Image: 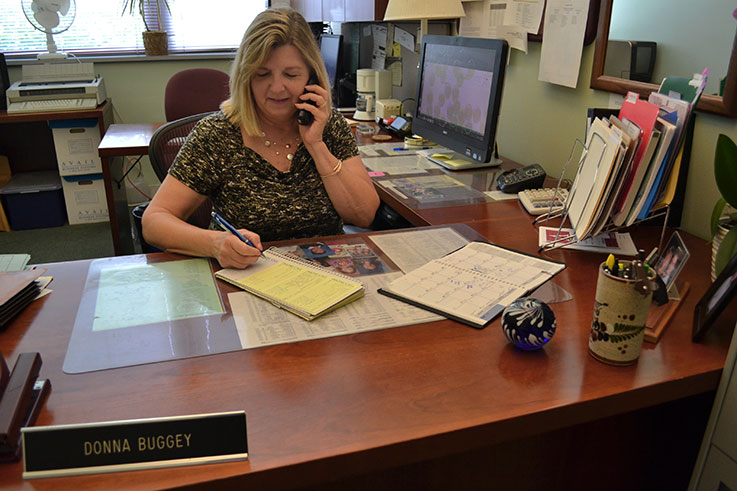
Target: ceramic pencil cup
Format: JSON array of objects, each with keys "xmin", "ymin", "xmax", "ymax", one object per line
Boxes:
[{"xmin": 588, "ymin": 261, "xmax": 656, "ymax": 366}]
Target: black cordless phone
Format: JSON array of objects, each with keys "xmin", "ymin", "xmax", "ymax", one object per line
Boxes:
[
  {"xmin": 496, "ymin": 164, "xmax": 547, "ymax": 194},
  {"xmin": 297, "ymin": 75, "xmax": 319, "ymax": 126}
]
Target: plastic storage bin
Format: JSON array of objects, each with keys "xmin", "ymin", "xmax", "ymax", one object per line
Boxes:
[{"xmin": 0, "ymin": 171, "xmax": 67, "ymax": 230}]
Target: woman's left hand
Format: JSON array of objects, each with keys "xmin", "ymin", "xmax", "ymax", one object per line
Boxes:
[{"xmin": 295, "ymin": 82, "xmax": 330, "ymax": 146}]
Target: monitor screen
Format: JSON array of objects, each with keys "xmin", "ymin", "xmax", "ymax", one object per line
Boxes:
[
  {"xmin": 319, "ymin": 34, "xmax": 342, "ymax": 89},
  {"xmin": 413, "ymin": 36, "xmax": 508, "ymax": 165}
]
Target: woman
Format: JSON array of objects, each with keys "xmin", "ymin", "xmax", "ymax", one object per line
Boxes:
[{"xmin": 142, "ymin": 8, "xmax": 380, "ymax": 269}]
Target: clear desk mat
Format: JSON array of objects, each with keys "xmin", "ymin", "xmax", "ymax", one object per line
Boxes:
[
  {"xmin": 62, "ymin": 226, "xmax": 569, "ymax": 374},
  {"xmin": 63, "ymin": 256, "xmax": 241, "ymax": 374}
]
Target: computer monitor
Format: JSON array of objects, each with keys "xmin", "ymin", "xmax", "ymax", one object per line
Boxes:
[
  {"xmin": 319, "ymin": 34, "xmax": 343, "ymax": 90},
  {"xmin": 412, "ymin": 35, "xmax": 508, "ymax": 170}
]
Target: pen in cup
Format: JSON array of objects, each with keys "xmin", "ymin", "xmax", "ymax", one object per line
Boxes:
[{"xmin": 211, "ymin": 211, "xmax": 262, "ymax": 255}]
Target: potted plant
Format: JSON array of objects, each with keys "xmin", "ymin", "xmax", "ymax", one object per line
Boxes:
[
  {"xmin": 122, "ymin": 0, "xmax": 171, "ymax": 56},
  {"xmin": 710, "ymin": 133, "xmax": 737, "ymax": 280}
]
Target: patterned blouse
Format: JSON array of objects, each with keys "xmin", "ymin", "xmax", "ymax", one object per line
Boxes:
[{"xmin": 169, "ymin": 110, "xmax": 359, "ymax": 242}]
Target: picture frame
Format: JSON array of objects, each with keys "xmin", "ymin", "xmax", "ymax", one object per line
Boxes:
[
  {"xmin": 654, "ymin": 231, "xmax": 690, "ymax": 289},
  {"xmin": 693, "ymin": 251, "xmax": 737, "ymax": 342}
]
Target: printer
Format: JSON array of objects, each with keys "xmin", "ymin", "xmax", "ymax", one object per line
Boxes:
[
  {"xmin": 6, "ymin": 77, "xmax": 107, "ymax": 106},
  {"xmin": 5, "ymin": 62, "xmax": 106, "ymax": 113}
]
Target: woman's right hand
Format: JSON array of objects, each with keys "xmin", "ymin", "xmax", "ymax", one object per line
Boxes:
[{"xmin": 213, "ymin": 229, "xmax": 263, "ymax": 269}]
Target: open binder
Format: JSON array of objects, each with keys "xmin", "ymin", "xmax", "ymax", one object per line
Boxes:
[
  {"xmin": 215, "ymin": 248, "xmax": 365, "ymax": 321},
  {"xmin": 378, "ymin": 241, "xmax": 565, "ymax": 329}
]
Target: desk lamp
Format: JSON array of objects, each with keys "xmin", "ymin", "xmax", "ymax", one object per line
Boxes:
[{"xmin": 383, "ymin": 0, "xmax": 465, "ymax": 46}]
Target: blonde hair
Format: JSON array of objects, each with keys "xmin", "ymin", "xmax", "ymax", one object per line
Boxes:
[{"xmin": 221, "ymin": 8, "xmax": 331, "ymax": 136}]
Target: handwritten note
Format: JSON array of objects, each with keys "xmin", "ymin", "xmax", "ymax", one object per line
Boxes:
[{"xmin": 234, "ymin": 261, "xmax": 361, "ymax": 316}]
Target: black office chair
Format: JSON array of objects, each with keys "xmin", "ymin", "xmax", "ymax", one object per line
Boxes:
[
  {"xmin": 133, "ymin": 112, "xmax": 215, "ymax": 252},
  {"xmin": 149, "ymin": 112, "xmax": 215, "ymax": 228}
]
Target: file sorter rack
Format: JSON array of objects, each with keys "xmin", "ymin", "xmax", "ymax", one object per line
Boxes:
[{"xmin": 536, "ymin": 133, "xmax": 671, "ymax": 254}]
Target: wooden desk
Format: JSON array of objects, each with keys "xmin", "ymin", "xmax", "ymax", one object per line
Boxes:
[
  {"xmin": 98, "ymin": 123, "xmax": 162, "ymax": 256},
  {"xmin": 352, "ymin": 125, "xmax": 535, "ymax": 227},
  {"xmin": 0, "ymin": 103, "xmax": 112, "ymax": 130},
  {"xmin": 372, "ymin": 159, "xmax": 532, "ymax": 227},
  {"xmin": 0, "ymin": 217, "xmax": 731, "ymax": 490}
]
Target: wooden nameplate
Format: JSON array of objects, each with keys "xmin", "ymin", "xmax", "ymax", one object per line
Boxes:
[{"xmin": 644, "ymin": 281, "xmax": 690, "ymax": 343}]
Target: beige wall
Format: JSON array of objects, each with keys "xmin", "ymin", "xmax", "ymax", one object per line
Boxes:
[
  {"xmin": 497, "ymin": 41, "xmax": 737, "ymax": 241},
  {"xmin": 9, "ymin": 39, "xmax": 736, "ymax": 240}
]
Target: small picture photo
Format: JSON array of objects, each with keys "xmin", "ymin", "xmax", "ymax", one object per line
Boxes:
[
  {"xmin": 654, "ymin": 231, "xmax": 690, "ymax": 289},
  {"xmin": 355, "ymin": 256, "xmax": 386, "ymax": 275},
  {"xmin": 325, "ymin": 241, "xmax": 350, "ymax": 257},
  {"xmin": 299, "ymin": 242, "xmax": 334, "ymax": 258},
  {"xmin": 346, "ymin": 244, "xmax": 373, "ymax": 257},
  {"xmin": 327, "ymin": 257, "xmax": 360, "ymax": 276}
]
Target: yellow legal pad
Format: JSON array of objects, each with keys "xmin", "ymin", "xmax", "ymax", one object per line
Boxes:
[{"xmin": 215, "ymin": 249, "xmax": 365, "ymax": 321}]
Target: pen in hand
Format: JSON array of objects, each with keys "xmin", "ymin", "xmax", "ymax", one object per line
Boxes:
[{"xmin": 211, "ymin": 211, "xmax": 262, "ymax": 256}]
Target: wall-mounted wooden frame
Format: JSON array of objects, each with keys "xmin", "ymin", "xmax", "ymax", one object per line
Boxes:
[
  {"xmin": 528, "ymin": 1, "xmax": 600, "ymax": 46},
  {"xmin": 590, "ymin": 0, "xmax": 737, "ymax": 117}
]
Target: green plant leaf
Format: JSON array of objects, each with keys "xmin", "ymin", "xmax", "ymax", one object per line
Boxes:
[
  {"xmin": 715, "ymin": 226, "xmax": 737, "ymax": 276},
  {"xmin": 711, "ymin": 198, "xmax": 727, "ymax": 238},
  {"xmin": 715, "ymin": 134, "xmax": 737, "ymax": 209}
]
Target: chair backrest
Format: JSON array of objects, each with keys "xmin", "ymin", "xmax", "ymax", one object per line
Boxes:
[
  {"xmin": 164, "ymin": 68, "xmax": 230, "ymax": 122},
  {"xmin": 148, "ymin": 112, "xmax": 214, "ymax": 228}
]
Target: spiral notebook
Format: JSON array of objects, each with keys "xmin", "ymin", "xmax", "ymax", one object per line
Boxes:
[
  {"xmin": 215, "ymin": 248, "xmax": 365, "ymax": 321},
  {"xmin": 378, "ymin": 241, "xmax": 565, "ymax": 328}
]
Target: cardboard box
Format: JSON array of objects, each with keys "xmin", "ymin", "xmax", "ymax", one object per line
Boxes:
[
  {"xmin": 50, "ymin": 119, "xmax": 102, "ymax": 176},
  {"xmin": 0, "ymin": 171, "xmax": 66, "ymax": 230},
  {"xmin": 61, "ymin": 174, "xmax": 109, "ymax": 225}
]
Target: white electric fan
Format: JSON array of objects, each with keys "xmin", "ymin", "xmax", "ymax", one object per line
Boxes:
[{"xmin": 21, "ymin": 0, "xmax": 77, "ymax": 61}]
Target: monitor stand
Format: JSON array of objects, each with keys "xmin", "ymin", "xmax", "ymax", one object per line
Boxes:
[{"xmin": 422, "ymin": 150, "xmax": 503, "ymax": 171}]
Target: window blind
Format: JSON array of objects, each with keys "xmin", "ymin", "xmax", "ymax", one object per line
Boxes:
[{"xmin": 0, "ymin": 1, "xmax": 267, "ymax": 58}]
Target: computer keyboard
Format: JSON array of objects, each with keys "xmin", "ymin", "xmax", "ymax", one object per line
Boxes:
[
  {"xmin": 7, "ymin": 98, "xmax": 98, "ymax": 114},
  {"xmin": 518, "ymin": 187, "xmax": 569, "ymax": 215}
]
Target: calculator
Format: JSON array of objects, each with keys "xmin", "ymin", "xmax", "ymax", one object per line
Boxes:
[{"xmin": 518, "ymin": 188, "xmax": 569, "ymax": 215}]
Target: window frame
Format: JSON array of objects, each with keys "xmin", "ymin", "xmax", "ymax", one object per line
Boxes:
[{"xmin": 2, "ymin": 1, "xmax": 269, "ymax": 64}]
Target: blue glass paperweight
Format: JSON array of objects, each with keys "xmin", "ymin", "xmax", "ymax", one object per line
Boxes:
[{"xmin": 501, "ymin": 297, "xmax": 556, "ymax": 350}]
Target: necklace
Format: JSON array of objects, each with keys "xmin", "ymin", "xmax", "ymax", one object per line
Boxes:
[{"xmin": 261, "ymin": 132, "xmax": 300, "ymax": 161}]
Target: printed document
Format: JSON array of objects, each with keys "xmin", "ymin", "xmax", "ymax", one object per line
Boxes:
[
  {"xmin": 230, "ymin": 272, "xmax": 442, "ymax": 349},
  {"xmin": 538, "ymin": 0, "xmax": 590, "ymax": 88},
  {"xmin": 379, "ymin": 241, "xmax": 566, "ymax": 328}
]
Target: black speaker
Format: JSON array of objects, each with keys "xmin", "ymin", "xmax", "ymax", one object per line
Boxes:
[{"xmin": 0, "ymin": 53, "xmax": 9, "ymax": 111}]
